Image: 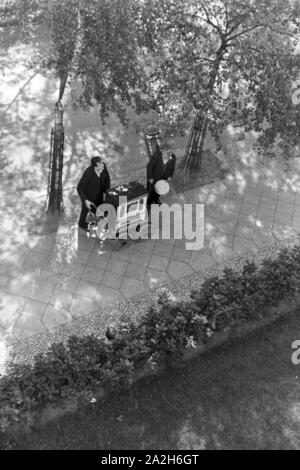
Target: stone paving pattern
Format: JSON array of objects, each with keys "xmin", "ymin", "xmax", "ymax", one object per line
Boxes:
[
  {"xmin": 7, "ymin": 233, "xmax": 300, "ymax": 367},
  {"xmin": 2, "ymin": 34, "xmax": 300, "ymax": 370},
  {"xmin": 1, "ymin": 169, "xmax": 300, "ymax": 352}
]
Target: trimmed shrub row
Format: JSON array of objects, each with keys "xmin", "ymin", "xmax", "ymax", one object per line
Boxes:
[{"xmin": 1, "ymin": 244, "xmax": 300, "ymax": 433}]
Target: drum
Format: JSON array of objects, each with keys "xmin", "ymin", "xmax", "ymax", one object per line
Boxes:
[{"xmin": 154, "ymin": 179, "xmax": 170, "ymax": 196}]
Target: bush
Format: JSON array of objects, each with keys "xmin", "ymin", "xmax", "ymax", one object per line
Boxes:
[{"xmin": 1, "ymin": 244, "xmax": 300, "ymax": 433}]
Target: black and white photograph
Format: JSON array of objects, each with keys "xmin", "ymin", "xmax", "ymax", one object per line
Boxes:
[{"xmin": 0, "ymin": 0, "xmax": 300, "ymax": 453}]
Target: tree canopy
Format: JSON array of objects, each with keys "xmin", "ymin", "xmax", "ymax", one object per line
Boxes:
[
  {"xmin": 1, "ymin": 0, "xmax": 300, "ymax": 160},
  {"xmin": 134, "ymin": 0, "xmax": 300, "ymax": 160},
  {"xmin": 0, "ymin": 0, "xmax": 150, "ymax": 124}
]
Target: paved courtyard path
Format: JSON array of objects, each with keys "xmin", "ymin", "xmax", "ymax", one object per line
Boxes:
[
  {"xmin": 1, "ymin": 33, "xmax": 300, "ymax": 371},
  {"xmin": 1, "ymin": 161, "xmax": 300, "ymax": 357}
]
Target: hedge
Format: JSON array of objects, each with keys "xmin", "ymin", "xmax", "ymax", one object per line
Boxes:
[{"xmin": 1, "ymin": 244, "xmax": 300, "ymax": 434}]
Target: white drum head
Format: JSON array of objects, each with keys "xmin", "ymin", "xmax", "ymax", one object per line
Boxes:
[{"xmin": 155, "ymin": 180, "xmax": 170, "ymax": 195}]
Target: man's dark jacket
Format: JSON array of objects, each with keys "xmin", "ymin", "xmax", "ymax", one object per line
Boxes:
[
  {"xmin": 146, "ymin": 150, "xmax": 176, "ymax": 185},
  {"xmin": 77, "ymin": 165, "xmax": 110, "ymax": 229}
]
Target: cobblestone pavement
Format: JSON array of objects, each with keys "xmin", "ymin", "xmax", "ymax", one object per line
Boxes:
[{"xmin": 1, "ymin": 160, "xmax": 300, "ymax": 368}]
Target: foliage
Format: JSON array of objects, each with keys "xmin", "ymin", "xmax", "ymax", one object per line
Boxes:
[
  {"xmin": 1, "ymin": 242, "xmax": 300, "ymax": 434},
  {"xmin": 1, "ymin": 0, "xmax": 299, "ymax": 159},
  {"xmin": 191, "ymin": 247, "xmax": 300, "ymax": 331},
  {"xmin": 0, "ymin": 0, "xmax": 152, "ymax": 124},
  {"xmin": 71, "ymin": 0, "xmax": 150, "ymax": 124},
  {"xmin": 0, "ymin": 0, "xmax": 42, "ymax": 47},
  {"xmin": 134, "ymin": 0, "xmax": 300, "ymax": 158}
]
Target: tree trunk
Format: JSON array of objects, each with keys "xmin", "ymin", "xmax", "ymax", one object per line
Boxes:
[
  {"xmin": 46, "ymin": 9, "xmax": 82, "ymax": 214},
  {"xmin": 182, "ymin": 47, "xmax": 224, "ymax": 172},
  {"xmin": 46, "ymin": 77, "xmax": 67, "ymax": 214},
  {"xmin": 47, "ymin": 122, "xmax": 65, "ymax": 213}
]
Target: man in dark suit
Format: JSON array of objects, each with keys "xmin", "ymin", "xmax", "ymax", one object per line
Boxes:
[
  {"xmin": 77, "ymin": 156, "xmax": 110, "ymax": 230},
  {"xmin": 147, "ymin": 145, "xmax": 176, "ymax": 205}
]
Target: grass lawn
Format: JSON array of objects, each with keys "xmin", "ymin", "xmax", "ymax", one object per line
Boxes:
[{"xmin": 4, "ymin": 308, "xmax": 300, "ymax": 450}]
